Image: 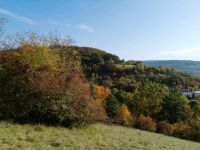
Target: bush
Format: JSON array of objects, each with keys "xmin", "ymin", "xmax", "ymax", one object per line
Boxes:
[
  {"xmin": 0, "ymin": 46, "xmax": 106, "ymax": 126},
  {"xmin": 158, "ymin": 121, "xmax": 173, "ymax": 135},
  {"xmin": 171, "ymin": 121, "xmax": 200, "ymax": 141},
  {"xmin": 136, "ymin": 115, "xmax": 157, "ymax": 131},
  {"xmin": 157, "ymin": 120, "xmax": 200, "ymax": 141},
  {"xmin": 188, "ymin": 119, "xmax": 200, "ymax": 141},
  {"xmin": 172, "ymin": 123, "xmax": 193, "ymax": 140}
]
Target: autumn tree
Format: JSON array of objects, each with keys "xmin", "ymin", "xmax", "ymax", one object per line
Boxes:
[
  {"xmin": 1, "ymin": 30, "xmax": 74, "ymax": 50},
  {"xmin": 136, "ymin": 115, "xmax": 157, "ymax": 131},
  {"xmin": 95, "ymin": 85, "xmax": 110, "ymax": 102},
  {"xmin": 118, "ymin": 104, "xmax": 133, "ymax": 126},
  {"xmin": 0, "ymin": 31, "xmax": 106, "ymax": 126}
]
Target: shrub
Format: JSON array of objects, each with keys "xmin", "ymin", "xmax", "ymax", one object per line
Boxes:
[
  {"xmin": 188, "ymin": 119, "xmax": 200, "ymax": 141},
  {"xmin": 172, "ymin": 123, "xmax": 193, "ymax": 140},
  {"xmin": 158, "ymin": 120, "xmax": 200, "ymax": 141},
  {"xmin": 0, "ymin": 46, "xmax": 106, "ymax": 126},
  {"xmin": 158, "ymin": 121, "xmax": 173, "ymax": 135},
  {"xmin": 171, "ymin": 120, "xmax": 200, "ymax": 141},
  {"xmin": 0, "ymin": 51, "xmax": 30, "ymax": 121},
  {"xmin": 136, "ymin": 115, "xmax": 157, "ymax": 131}
]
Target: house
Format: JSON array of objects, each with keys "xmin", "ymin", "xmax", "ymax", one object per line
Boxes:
[
  {"xmin": 182, "ymin": 89, "xmax": 200, "ymax": 99},
  {"xmin": 193, "ymin": 91, "xmax": 200, "ymax": 98},
  {"xmin": 182, "ymin": 89, "xmax": 193, "ymax": 97}
]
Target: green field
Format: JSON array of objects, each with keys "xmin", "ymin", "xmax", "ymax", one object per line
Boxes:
[
  {"xmin": 0, "ymin": 122, "xmax": 199, "ymax": 150},
  {"xmin": 114, "ymin": 64, "xmax": 134, "ymax": 69}
]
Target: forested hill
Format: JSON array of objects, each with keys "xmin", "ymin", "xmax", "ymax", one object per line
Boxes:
[
  {"xmin": 71, "ymin": 46, "xmax": 200, "ymax": 90},
  {"xmin": 1, "ymin": 45, "xmax": 200, "ymax": 142},
  {"xmin": 143, "ymin": 60, "xmax": 200, "ymax": 76}
]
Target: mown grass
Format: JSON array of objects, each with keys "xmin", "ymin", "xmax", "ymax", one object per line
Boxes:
[{"xmin": 0, "ymin": 122, "xmax": 199, "ymax": 150}]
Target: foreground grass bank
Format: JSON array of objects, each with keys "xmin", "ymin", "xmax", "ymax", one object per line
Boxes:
[{"xmin": 0, "ymin": 122, "xmax": 199, "ymax": 150}]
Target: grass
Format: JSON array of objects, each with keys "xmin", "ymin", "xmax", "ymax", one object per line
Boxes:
[
  {"xmin": 114, "ymin": 64, "xmax": 134, "ymax": 69},
  {"xmin": 0, "ymin": 122, "xmax": 199, "ymax": 150}
]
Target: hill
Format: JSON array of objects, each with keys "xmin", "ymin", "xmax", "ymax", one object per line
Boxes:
[
  {"xmin": 1, "ymin": 45, "xmax": 200, "ymax": 143},
  {"xmin": 72, "ymin": 46, "xmax": 200, "ymax": 90},
  {"xmin": 0, "ymin": 122, "xmax": 199, "ymax": 150},
  {"xmin": 143, "ymin": 60, "xmax": 200, "ymax": 76}
]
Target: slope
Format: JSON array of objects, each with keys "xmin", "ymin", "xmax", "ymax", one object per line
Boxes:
[{"xmin": 0, "ymin": 122, "xmax": 199, "ymax": 150}]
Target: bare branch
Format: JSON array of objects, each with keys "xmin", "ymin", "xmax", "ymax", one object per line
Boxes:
[{"xmin": 0, "ymin": 30, "xmax": 75, "ymax": 50}]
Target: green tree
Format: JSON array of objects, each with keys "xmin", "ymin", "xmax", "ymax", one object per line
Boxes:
[
  {"xmin": 105, "ymin": 94, "xmax": 119, "ymax": 119},
  {"xmin": 130, "ymin": 82, "xmax": 168, "ymax": 117},
  {"xmin": 188, "ymin": 100, "xmax": 200, "ymax": 119},
  {"xmin": 159, "ymin": 92, "xmax": 187, "ymax": 123}
]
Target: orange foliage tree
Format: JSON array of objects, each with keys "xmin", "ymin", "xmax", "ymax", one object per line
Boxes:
[
  {"xmin": 136, "ymin": 115, "xmax": 157, "ymax": 131},
  {"xmin": 95, "ymin": 85, "xmax": 110, "ymax": 102},
  {"xmin": 94, "ymin": 85, "xmax": 110, "ymax": 118},
  {"xmin": 118, "ymin": 104, "xmax": 133, "ymax": 126}
]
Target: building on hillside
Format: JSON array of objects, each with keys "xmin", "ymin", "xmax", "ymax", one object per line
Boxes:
[
  {"xmin": 182, "ymin": 89, "xmax": 200, "ymax": 99},
  {"xmin": 193, "ymin": 91, "xmax": 200, "ymax": 98},
  {"xmin": 182, "ymin": 89, "xmax": 192, "ymax": 97}
]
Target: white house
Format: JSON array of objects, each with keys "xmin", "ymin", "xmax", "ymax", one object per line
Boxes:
[
  {"xmin": 182, "ymin": 89, "xmax": 200, "ymax": 99},
  {"xmin": 193, "ymin": 91, "xmax": 200, "ymax": 98}
]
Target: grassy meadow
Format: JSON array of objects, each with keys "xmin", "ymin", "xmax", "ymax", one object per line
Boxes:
[{"xmin": 0, "ymin": 122, "xmax": 199, "ymax": 150}]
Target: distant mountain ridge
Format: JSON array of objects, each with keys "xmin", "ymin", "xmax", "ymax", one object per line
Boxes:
[{"xmin": 143, "ymin": 60, "xmax": 200, "ymax": 76}]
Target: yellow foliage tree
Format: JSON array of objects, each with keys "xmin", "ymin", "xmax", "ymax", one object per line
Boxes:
[
  {"xmin": 93, "ymin": 85, "xmax": 110, "ymax": 118},
  {"xmin": 118, "ymin": 104, "xmax": 133, "ymax": 126},
  {"xmin": 95, "ymin": 85, "xmax": 110, "ymax": 102},
  {"xmin": 17, "ymin": 45, "xmax": 60, "ymax": 70}
]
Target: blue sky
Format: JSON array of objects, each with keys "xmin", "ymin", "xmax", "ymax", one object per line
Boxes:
[{"xmin": 1, "ymin": 0, "xmax": 200, "ymax": 60}]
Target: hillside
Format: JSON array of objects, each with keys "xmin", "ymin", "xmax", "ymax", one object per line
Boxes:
[
  {"xmin": 72, "ymin": 46, "xmax": 200, "ymax": 90},
  {"xmin": 143, "ymin": 60, "xmax": 200, "ymax": 76},
  {"xmin": 0, "ymin": 122, "xmax": 199, "ymax": 150},
  {"xmin": 1, "ymin": 45, "xmax": 200, "ymax": 143}
]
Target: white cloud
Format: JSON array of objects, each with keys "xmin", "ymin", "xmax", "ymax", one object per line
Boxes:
[
  {"xmin": 0, "ymin": 8, "xmax": 36, "ymax": 25},
  {"xmin": 76, "ymin": 24, "xmax": 95, "ymax": 32},
  {"xmin": 153, "ymin": 48, "xmax": 200, "ymax": 60},
  {"xmin": 49, "ymin": 21, "xmax": 95, "ymax": 32}
]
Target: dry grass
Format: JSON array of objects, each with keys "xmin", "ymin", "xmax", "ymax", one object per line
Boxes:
[{"xmin": 0, "ymin": 122, "xmax": 199, "ymax": 150}]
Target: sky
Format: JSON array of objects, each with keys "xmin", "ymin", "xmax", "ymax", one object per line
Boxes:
[{"xmin": 1, "ymin": 0, "xmax": 200, "ymax": 61}]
